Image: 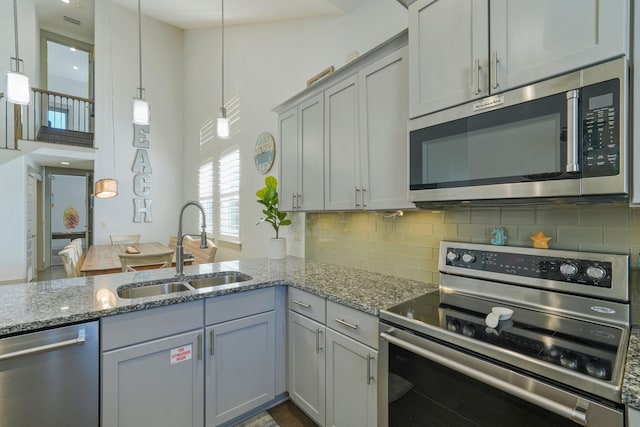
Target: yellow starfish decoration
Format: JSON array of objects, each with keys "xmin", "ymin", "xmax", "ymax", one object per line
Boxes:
[{"xmin": 530, "ymin": 231, "xmax": 552, "ymax": 249}]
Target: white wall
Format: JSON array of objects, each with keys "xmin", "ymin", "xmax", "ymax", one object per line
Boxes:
[
  {"xmin": 183, "ymin": 0, "xmax": 408, "ymax": 261},
  {"xmin": 93, "ymin": 0, "xmax": 185, "ymax": 245}
]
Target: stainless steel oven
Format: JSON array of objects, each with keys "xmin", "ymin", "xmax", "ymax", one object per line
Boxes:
[
  {"xmin": 379, "ymin": 242, "xmax": 630, "ymax": 426},
  {"xmin": 408, "ymin": 57, "xmax": 628, "ymax": 207}
]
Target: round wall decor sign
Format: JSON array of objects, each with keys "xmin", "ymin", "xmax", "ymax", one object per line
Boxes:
[{"xmin": 254, "ymin": 132, "xmax": 276, "ymax": 174}]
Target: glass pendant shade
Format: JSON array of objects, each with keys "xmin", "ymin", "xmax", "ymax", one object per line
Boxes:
[
  {"xmin": 95, "ymin": 178, "xmax": 118, "ymax": 198},
  {"xmin": 217, "ymin": 107, "xmax": 230, "ymax": 139},
  {"xmin": 6, "ymin": 71, "xmax": 30, "ymax": 105},
  {"xmin": 132, "ymin": 98, "xmax": 150, "ymax": 125}
]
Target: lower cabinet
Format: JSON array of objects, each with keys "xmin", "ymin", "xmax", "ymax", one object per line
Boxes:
[
  {"xmin": 102, "ymin": 330, "xmax": 204, "ymax": 427},
  {"xmin": 288, "ymin": 311, "xmax": 326, "ymax": 426},
  {"xmin": 102, "ymin": 288, "xmax": 281, "ymax": 427},
  {"xmin": 325, "ymin": 329, "xmax": 377, "ymax": 427},
  {"xmin": 206, "ymin": 311, "xmax": 276, "ymax": 426},
  {"xmin": 287, "ymin": 289, "xmax": 378, "ymax": 427}
]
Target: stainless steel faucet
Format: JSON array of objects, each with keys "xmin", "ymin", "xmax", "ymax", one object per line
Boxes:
[{"xmin": 176, "ymin": 201, "xmax": 207, "ymax": 276}]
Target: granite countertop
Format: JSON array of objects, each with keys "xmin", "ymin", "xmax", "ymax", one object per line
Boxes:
[
  {"xmin": 623, "ymin": 328, "xmax": 640, "ymax": 410},
  {"xmin": 0, "ymin": 256, "xmax": 434, "ymax": 337}
]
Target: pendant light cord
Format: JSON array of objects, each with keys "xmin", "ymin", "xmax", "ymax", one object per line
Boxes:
[
  {"xmin": 221, "ymin": 0, "xmax": 225, "ymax": 108},
  {"xmin": 12, "ymin": 0, "xmax": 19, "ymax": 65},
  {"xmin": 138, "ymin": 0, "xmax": 143, "ymax": 95}
]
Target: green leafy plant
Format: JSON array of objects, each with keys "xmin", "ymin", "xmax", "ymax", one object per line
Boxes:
[{"xmin": 256, "ymin": 176, "xmax": 291, "ymax": 239}]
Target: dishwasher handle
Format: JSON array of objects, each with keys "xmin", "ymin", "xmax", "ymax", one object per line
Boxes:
[{"xmin": 0, "ymin": 328, "xmax": 86, "ymax": 361}]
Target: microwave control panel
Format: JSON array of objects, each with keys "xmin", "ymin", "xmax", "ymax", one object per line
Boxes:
[{"xmin": 581, "ymin": 79, "xmax": 619, "ymax": 178}]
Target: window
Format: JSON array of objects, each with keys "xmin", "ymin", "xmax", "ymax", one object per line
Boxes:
[
  {"xmin": 198, "ymin": 161, "xmax": 214, "ymax": 234},
  {"xmin": 218, "ymin": 147, "xmax": 240, "ymax": 240},
  {"xmin": 47, "ymin": 108, "xmax": 68, "ymax": 129}
]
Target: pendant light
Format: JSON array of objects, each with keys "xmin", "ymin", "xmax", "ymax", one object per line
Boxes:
[
  {"xmin": 216, "ymin": 0, "xmax": 230, "ymax": 139},
  {"xmin": 6, "ymin": 0, "xmax": 30, "ymax": 105},
  {"xmin": 132, "ymin": 0, "xmax": 150, "ymax": 125}
]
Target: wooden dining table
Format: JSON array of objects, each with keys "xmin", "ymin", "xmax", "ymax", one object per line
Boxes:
[{"xmin": 81, "ymin": 242, "xmax": 187, "ymax": 276}]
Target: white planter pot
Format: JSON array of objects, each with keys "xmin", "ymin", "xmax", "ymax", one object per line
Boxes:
[{"xmin": 269, "ymin": 237, "xmax": 286, "ymax": 259}]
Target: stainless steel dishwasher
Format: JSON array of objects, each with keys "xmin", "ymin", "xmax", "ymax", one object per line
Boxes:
[{"xmin": 0, "ymin": 320, "xmax": 99, "ymax": 426}]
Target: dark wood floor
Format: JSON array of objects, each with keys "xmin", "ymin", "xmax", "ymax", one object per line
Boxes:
[{"xmin": 268, "ymin": 400, "xmax": 317, "ymax": 427}]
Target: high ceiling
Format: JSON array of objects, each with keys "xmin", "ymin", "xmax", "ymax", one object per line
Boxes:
[{"xmin": 34, "ymin": 0, "xmax": 366, "ymax": 43}]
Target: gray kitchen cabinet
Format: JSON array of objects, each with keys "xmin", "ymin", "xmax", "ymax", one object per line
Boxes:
[
  {"xmin": 409, "ymin": 0, "xmax": 629, "ymax": 118},
  {"xmin": 278, "ymin": 93, "xmax": 325, "ymax": 212},
  {"xmin": 288, "ymin": 310, "xmax": 326, "ymax": 426},
  {"xmin": 324, "ymin": 75, "xmax": 359, "ymax": 210},
  {"xmin": 101, "ymin": 301, "xmax": 205, "ymax": 427},
  {"xmin": 205, "ymin": 287, "xmax": 278, "ymax": 426},
  {"xmin": 325, "ymin": 329, "xmax": 378, "ymax": 427},
  {"xmin": 628, "ymin": 407, "xmax": 640, "ymax": 426},
  {"xmin": 325, "ymin": 45, "xmax": 412, "ymax": 211}
]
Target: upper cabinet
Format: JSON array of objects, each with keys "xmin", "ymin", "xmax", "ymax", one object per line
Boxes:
[
  {"xmin": 275, "ymin": 31, "xmax": 412, "ymax": 213},
  {"xmin": 409, "ymin": 0, "xmax": 630, "ymax": 118}
]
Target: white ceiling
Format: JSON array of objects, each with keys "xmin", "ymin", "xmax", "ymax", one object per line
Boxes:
[{"xmin": 34, "ymin": 0, "xmax": 365, "ymax": 42}]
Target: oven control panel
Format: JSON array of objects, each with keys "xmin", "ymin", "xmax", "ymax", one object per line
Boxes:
[{"xmin": 445, "ymin": 247, "xmax": 613, "ymax": 288}]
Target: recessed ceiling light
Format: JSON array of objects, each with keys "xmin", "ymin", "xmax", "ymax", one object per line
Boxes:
[
  {"xmin": 72, "ymin": 65, "xmax": 79, "ymax": 70},
  {"xmin": 61, "ymin": 161, "xmax": 70, "ymax": 165},
  {"xmin": 61, "ymin": 0, "xmax": 70, "ymax": 3},
  {"xmin": 70, "ymin": 47, "xmax": 76, "ymax": 52}
]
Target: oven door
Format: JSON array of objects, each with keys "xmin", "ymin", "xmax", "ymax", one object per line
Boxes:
[{"xmin": 378, "ymin": 324, "xmax": 624, "ymax": 427}]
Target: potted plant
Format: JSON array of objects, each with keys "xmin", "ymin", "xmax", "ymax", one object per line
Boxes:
[{"xmin": 256, "ymin": 176, "xmax": 291, "ymax": 259}]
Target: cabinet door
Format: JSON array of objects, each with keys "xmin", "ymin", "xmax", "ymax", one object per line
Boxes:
[
  {"xmin": 206, "ymin": 311, "xmax": 276, "ymax": 426},
  {"xmin": 629, "ymin": 407, "xmax": 640, "ymax": 427},
  {"xmin": 298, "ymin": 93, "xmax": 325, "ymax": 211},
  {"xmin": 359, "ymin": 46, "xmax": 414, "ymax": 211},
  {"xmin": 325, "ymin": 76, "xmax": 359, "ymax": 210},
  {"xmin": 279, "ymin": 106, "xmax": 298, "ymax": 211},
  {"xmin": 326, "ymin": 329, "xmax": 377, "ymax": 427},
  {"xmin": 288, "ymin": 311, "xmax": 326, "ymax": 426},
  {"xmin": 490, "ymin": 0, "xmax": 629, "ymax": 92},
  {"xmin": 102, "ymin": 330, "xmax": 204, "ymax": 427},
  {"xmin": 409, "ymin": 0, "xmax": 488, "ymax": 117}
]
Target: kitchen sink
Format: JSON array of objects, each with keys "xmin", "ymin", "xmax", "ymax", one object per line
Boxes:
[
  {"xmin": 116, "ymin": 272, "xmax": 253, "ymax": 298},
  {"xmin": 117, "ymin": 282, "xmax": 191, "ymax": 299},
  {"xmin": 188, "ymin": 272, "xmax": 252, "ymax": 289}
]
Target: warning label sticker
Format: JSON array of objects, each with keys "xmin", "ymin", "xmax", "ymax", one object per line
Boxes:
[{"xmin": 170, "ymin": 344, "xmax": 192, "ymax": 365}]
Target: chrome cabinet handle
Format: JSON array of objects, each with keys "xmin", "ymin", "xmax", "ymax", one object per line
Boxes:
[
  {"xmin": 210, "ymin": 329, "xmax": 215, "ymax": 356},
  {"xmin": 361, "ymin": 188, "xmax": 367, "ymax": 208},
  {"xmin": 366, "ymin": 354, "xmax": 374, "ymax": 385},
  {"xmin": 355, "ymin": 187, "xmax": 361, "ymax": 208},
  {"xmin": 334, "ymin": 318, "xmax": 358, "ymax": 330},
  {"xmin": 292, "ymin": 193, "xmax": 297, "ymax": 210},
  {"xmin": 315, "ymin": 328, "xmax": 323, "ymax": 353},
  {"xmin": 197, "ymin": 334, "xmax": 202, "ymax": 360},
  {"xmin": 380, "ymin": 331, "xmax": 588, "ymax": 426},
  {"xmin": 566, "ymin": 90, "xmax": 580, "ymax": 173},
  {"xmin": 297, "ymin": 193, "xmax": 302, "ymax": 210},
  {"xmin": 492, "ymin": 51, "xmax": 500, "ymax": 90},
  {"xmin": 292, "ymin": 299, "xmax": 311, "ymax": 309},
  {"xmin": 473, "ymin": 58, "xmax": 481, "ymax": 95},
  {"xmin": 0, "ymin": 328, "xmax": 86, "ymax": 361}
]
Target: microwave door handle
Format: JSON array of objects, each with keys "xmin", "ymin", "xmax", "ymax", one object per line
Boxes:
[{"xmin": 566, "ymin": 90, "xmax": 580, "ymax": 173}]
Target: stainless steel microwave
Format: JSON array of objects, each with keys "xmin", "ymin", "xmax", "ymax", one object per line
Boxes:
[{"xmin": 408, "ymin": 57, "xmax": 628, "ymax": 207}]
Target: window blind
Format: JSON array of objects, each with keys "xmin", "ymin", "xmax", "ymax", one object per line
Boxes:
[{"xmin": 218, "ymin": 147, "xmax": 240, "ymax": 239}]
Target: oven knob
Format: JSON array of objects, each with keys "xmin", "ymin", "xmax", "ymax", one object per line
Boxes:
[
  {"xmin": 462, "ymin": 253, "xmax": 476, "ymax": 264},
  {"xmin": 447, "ymin": 319, "xmax": 460, "ymax": 333},
  {"xmin": 586, "ymin": 361, "xmax": 609, "ymax": 379},
  {"xmin": 586, "ymin": 265, "xmax": 607, "ymax": 281},
  {"xmin": 560, "ymin": 354, "xmax": 579, "ymax": 370},
  {"xmin": 559, "ymin": 262, "xmax": 579, "ymax": 278},
  {"xmin": 446, "ymin": 251, "xmax": 460, "ymax": 262},
  {"xmin": 462, "ymin": 324, "xmax": 475, "ymax": 337}
]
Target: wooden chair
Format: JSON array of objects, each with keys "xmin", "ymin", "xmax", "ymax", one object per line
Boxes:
[
  {"xmin": 70, "ymin": 238, "xmax": 85, "ymax": 266},
  {"xmin": 110, "ymin": 234, "xmax": 141, "ymax": 245},
  {"xmin": 183, "ymin": 236, "xmax": 217, "ymax": 264},
  {"xmin": 118, "ymin": 250, "xmax": 175, "ymax": 272}
]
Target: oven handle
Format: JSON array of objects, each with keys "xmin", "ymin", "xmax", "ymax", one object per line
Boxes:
[{"xmin": 380, "ymin": 331, "xmax": 588, "ymax": 426}]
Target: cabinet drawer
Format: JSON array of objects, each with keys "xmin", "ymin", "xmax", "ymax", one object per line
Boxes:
[
  {"xmin": 205, "ymin": 287, "xmax": 275, "ymax": 325},
  {"xmin": 326, "ymin": 300, "xmax": 378, "ymax": 349},
  {"xmin": 288, "ymin": 287, "xmax": 326, "ymax": 323},
  {"xmin": 102, "ymin": 300, "xmax": 203, "ymax": 351}
]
